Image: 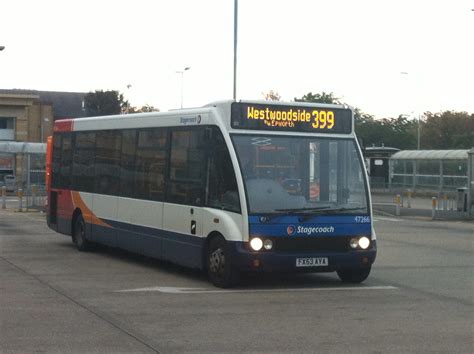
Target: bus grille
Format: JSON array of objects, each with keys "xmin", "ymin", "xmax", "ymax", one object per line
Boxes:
[{"xmin": 273, "ymin": 237, "xmax": 350, "ymax": 253}]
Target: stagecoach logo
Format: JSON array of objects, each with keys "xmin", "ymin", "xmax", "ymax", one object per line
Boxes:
[
  {"xmin": 180, "ymin": 115, "xmax": 201, "ymax": 125},
  {"xmin": 287, "ymin": 225, "xmax": 335, "ymax": 236},
  {"xmin": 287, "ymin": 225, "xmax": 296, "ymax": 236}
]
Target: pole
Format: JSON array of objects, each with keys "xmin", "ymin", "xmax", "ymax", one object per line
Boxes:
[
  {"xmin": 233, "ymin": 0, "xmax": 238, "ymax": 100},
  {"xmin": 2, "ymin": 186, "xmax": 6, "ymax": 209},
  {"xmin": 417, "ymin": 114, "xmax": 421, "ymax": 150},
  {"xmin": 177, "ymin": 67, "xmax": 190, "ymax": 109},
  {"xmin": 180, "ymin": 71, "xmax": 184, "ymax": 109}
]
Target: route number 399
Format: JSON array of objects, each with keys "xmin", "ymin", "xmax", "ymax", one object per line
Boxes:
[{"xmin": 312, "ymin": 110, "xmax": 335, "ymax": 130}]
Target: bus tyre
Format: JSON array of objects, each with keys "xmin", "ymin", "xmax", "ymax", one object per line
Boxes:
[
  {"xmin": 207, "ymin": 237, "xmax": 239, "ymax": 288},
  {"xmin": 336, "ymin": 266, "xmax": 371, "ymax": 283},
  {"xmin": 73, "ymin": 214, "xmax": 92, "ymax": 252}
]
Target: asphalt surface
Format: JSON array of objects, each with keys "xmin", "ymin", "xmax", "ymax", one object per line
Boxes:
[{"xmin": 0, "ymin": 209, "xmax": 473, "ymax": 353}]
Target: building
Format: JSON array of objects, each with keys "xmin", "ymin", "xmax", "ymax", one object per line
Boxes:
[
  {"xmin": 364, "ymin": 145, "xmax": 400, "ymax": 188},
  {"xmin": 0, "ymin": 89, "xmax": 86, "ymax": 185}
]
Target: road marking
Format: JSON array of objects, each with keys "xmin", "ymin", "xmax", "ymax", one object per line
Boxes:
[
  {"xmin": 116, "ymin": 285, "xmax": 398, "ymax": 294},
  {"xmin": 374, "ymin": 216, "xmax": 401, "ymax": 222}
]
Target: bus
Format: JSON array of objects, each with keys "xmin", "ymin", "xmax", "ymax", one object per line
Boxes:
[{"xmin": 46, "ymin": 100, "xmax": 376, "ymax": 288}]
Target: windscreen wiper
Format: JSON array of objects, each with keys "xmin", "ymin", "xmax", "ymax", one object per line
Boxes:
[
  {"xmin": 273, "ymin": 206, "xmax": 331, "ymax": 213},
  {"xmin": 321, "ymin": 207, "xmax": 367, "ymax": 213}
]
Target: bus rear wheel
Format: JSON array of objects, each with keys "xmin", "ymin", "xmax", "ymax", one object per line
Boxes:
[
  {"xmin": 73, "ymin": 214, "xmax": 92, "ymax": 252},
  {"xmin": 207, "ymin": 237, "xmax": 239, "ymax": 288},
  {"xmin": 336, "ymin": 266, "xmax": 371, "ymax": 283}
]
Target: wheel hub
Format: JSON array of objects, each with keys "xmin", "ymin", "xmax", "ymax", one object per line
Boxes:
[{"xmin": 209, "ymin": 248, "xmax": 225, "ymax": 274}]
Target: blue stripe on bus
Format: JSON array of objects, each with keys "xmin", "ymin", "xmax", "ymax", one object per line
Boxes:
[
  {"xmin": 248, "ymin": 215, "xmax": 371, "ymax": 224},
  {"xmin": 93, "ymin": 219, "xmax": 205, "ymax": 269},
  {"xmin": 249, "ymin": 215, "xmax": 371, "ymax": 238}
]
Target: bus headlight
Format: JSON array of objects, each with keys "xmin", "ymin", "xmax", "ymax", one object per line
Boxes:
[
  {"xmin": 263, "ymin": 239, "xmax": 273, "ymax": 250},
  {"xmin": 358, "ymin": 237, "xmax": 370, "ymax": 250},
  {"xmin": 250, "ymin": 237, "xmax": 263, "ymax": 251},
  {"xmin": 350, "ymin": 238, "xmax": 359, "ymax": 249}
]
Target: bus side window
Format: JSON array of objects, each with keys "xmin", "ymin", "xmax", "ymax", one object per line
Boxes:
[
  {"xmin": 207, "ymin": 128, "xmax": 240, "ymax": 213},
  {"xmin": 59, "ymin": 133, "xmax": 72, "ymax": 189},
  {"xmin": 51, "ymin": 133, "xmax": 62, "ymax": 188},
  {"xmin": 168, "ymin": 128, "xmax": 206, "ymax": 205},
  {"xmin": 94, "ymin": 130, "xmax": 122, "ymax": 195}
]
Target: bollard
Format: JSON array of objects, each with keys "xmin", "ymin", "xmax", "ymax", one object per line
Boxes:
[
  {"xmin": 1, "ymin": 186, "xmax": 6, "ymax": 209},
  {"xmin": 395, "ymin": 194, "xmax": 401, "ymax": 216},
  {"xmin": 18, "ymin": 188, "xmax": 23, "ymax": 212},
  {"xmin": 32, "ymin": 184, "xmax": 38, "ymax": 208},
  {"xmin": 431, "ymin": 197, "xmax": 437, "ymax": 219},
  {"xmin": 443, "ymin": 194, "xmax": 448, "ymax": 211}
]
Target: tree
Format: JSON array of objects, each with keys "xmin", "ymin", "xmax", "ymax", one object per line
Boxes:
[
  {"xmin": 128, "ymin": 104, "xmax": 160, "ymax": 113},
  {"xmin": 421, "ymin": 111, "xmax": 474, "ymax": 149},
  {"xmin": 262, "ymin": 90, "xmax": 281, "ymax": 101},
  {"xmin": 294, "ymin": 91, "xmax": 418, "ymax": 149},
  {"xmin": 294, "ymin": 91, "xmax": 341, "ymax": 104},
  {"xmin": 84, "ymin": 90, "xmax": 127, "ymax": 116},
  {"xmin": 291, "ymin": 91, "xmax": 474, "ymax": 149}
]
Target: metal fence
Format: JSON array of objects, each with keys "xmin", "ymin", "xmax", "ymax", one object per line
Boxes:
[{"xmin": 389, "ymin": 159, "xmax": 468, "ymax": 192}]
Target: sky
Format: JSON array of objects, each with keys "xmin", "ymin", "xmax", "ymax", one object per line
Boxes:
[{"xmin": 1, "ymin": 0, "xmax": 473, "ymax": 119}]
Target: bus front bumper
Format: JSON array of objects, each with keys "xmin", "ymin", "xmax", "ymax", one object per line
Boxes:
[{"xmin": 230, "ymin": 241, "xmax": 377, "ymax": 273}]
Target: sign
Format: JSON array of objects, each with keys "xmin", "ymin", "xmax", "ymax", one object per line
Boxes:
[
  {"xmin": 0, "ymin": 155, "xmax": 13, "ymax": 170},
  {"xmin": 231, "ymin": 102, "xmax": 352, "ymax": 134}
]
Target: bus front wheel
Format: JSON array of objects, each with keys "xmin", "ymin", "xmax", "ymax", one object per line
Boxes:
[
  {"xmin": 207, "ymin": 237, "xmax": 239, "ymax": 288},
  {"xmin": 73, "ymin": 214, "xmax": 92, "ymax": 252},
  {"xmin": 336, "ymin": 266, "xmax": 371, "ymax": 283}
]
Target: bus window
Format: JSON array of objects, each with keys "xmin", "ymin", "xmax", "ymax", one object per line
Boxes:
[
  {"xmin": 135, "ymin": 128, "xmax": 167, "ymax": 200},
  {"xmin": 59, "ymin": 133, "xmax": 72, "ymax": 189},
  {"xmin": 120, "ymin": 129, "xmax": 137, "ymax": 198},
  {"xmin": 94, "ymin": 130, "xmax": 122, "ymax": 195},
  {"xmin": 207, "ymin": 128, "xmax": 240, "ymax": 213},
  {"xmin": 168, "ymin": 128, "xmax": 206, "ymax": 205},
  {"xmin": 72, "ymin": 132, "xmax": 96, "ymax": 192}
]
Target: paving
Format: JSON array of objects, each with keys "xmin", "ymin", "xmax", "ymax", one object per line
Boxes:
[
  {"xmin": 372, "ymin": 192, "xmax": 474, "ymax": 221},
  {"xmin": 0, "ymin": 202, "xmax": 473, "ymax": 353}
]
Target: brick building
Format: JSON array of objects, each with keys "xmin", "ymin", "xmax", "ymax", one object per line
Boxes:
[{"xmin": 0, "ymin": 89, "xmax": 86, "ymax": 184}]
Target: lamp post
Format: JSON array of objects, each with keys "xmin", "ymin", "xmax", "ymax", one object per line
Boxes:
[
  {"xmin": 233, "ymin": 0, "xmax": 238, "ymax": 100},
  {"xmin": 126, "ymin": 84, "xmax": 132, "ymax": 114},
  {"xmin": 176, "ymin": 67, "xmax": 190, "ymax": 109},
  {"xmin": 400, "ymin": 72, "xmax": 421, "ymax": 149},
  {"xmin": 40, "ymin": 118, "xmax": 49, "ymax": 143}
]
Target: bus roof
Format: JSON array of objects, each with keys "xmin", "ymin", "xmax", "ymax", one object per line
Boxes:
[{"xmin": 53, "ymin": 100, "xmax": 355, "ymax": 137}]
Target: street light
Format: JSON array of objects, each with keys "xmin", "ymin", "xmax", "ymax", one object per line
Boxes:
[
  {"xmin": 126, "ymin": 84, "xmax": 132, "ymax": 114},
  {"xmin": 400, "ymin": 72, "xmax": 421, "ymax": 150},
  {"xmin": 176, "ymin": 66, "xmax": 190, "ymax": 108},
  {"xmin": 0, "ymin": 46, "xmax": 5, "ymax": 51},
  {"xmin": 233, "ymin": 0, "xmax": 238, "ymax": 100},
  {"xmin": 41, "ymin": 118, "xmax": 49, "ymax": 143}
]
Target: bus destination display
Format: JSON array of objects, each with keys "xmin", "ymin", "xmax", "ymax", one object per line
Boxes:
[{"xmin": 231, "ymin": 103, "xmax": 352, "ymax": 134}]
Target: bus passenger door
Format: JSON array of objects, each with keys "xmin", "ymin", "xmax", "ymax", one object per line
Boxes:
[
  {"xmin": 162, "ymin": 127, "xmax": 207, "ymax": 268},
  {"xmin": 162, "ymin": 203, "xmax": 203, "ymax": 268}
]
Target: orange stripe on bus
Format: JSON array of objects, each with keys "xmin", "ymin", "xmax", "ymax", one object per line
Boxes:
[{"xmin": 71, "ymin": 191, "xmax": 111, "ymax": 228}]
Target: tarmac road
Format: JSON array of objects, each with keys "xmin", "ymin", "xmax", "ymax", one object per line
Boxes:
[{"xmin": 0, "ymin": 210, "xmax": 472, "ymax": 353}]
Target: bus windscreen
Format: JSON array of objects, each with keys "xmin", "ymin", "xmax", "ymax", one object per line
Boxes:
[{"xmin": 231, "ymin": 102, "xmax": 352, "ymax": 134}]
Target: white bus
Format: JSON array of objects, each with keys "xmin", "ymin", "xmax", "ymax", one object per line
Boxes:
[{"xmin": 46, "ymin": 100, "xmax": 376, "ymax": 287}]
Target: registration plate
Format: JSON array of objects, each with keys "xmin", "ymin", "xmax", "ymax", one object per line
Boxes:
[{"xmin": 296, "ymin": 257, "xmax": 328, "ymax": 267}]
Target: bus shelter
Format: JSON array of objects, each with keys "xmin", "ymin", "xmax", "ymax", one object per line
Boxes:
[
  {"xmin": 389, "ymin": 150, "xmax": 470, "ymax": 193},
  {"xmin": 0, "ymin": 142, "xmax": 46, "ymax": 193},
  {"xmin": 468, "ymin": 148, "xmax": 474, "ymax": 217}
]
